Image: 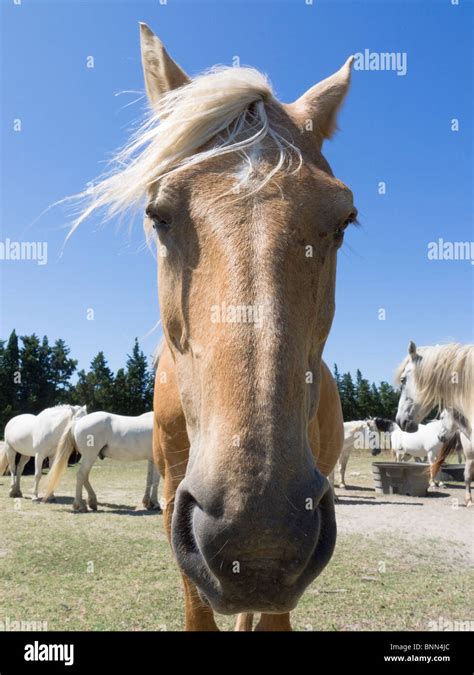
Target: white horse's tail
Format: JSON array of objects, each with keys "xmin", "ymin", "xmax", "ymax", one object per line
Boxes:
[
  {"xmin": 44, "ymin": 421, "xmax": 78, "ymax": 499},
  {"xmin": 0, "ymin": 441, "xmax": 9, "ymax": 476}
]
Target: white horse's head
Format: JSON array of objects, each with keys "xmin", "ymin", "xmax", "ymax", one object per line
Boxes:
[
  {"xmin": 395, "ymin": 341, "xmax": 429, "ymax": 432},
  {"xmin": 437, "ymin": 409, "xmax": 458, "ymax": 444}
]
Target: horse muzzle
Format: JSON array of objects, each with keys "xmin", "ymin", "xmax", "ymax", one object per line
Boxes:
[{"xmin": 171, "ymin": 473, "xmax": 337, "ymax": 614}]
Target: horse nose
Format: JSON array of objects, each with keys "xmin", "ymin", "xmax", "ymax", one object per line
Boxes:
[
  {"xmin": 171, "ymin": 473, "xmax": 336, "ymax": 614},
  {"xmin": 396, "ymin": 414, "xmax": 418, "ymax": 433}
]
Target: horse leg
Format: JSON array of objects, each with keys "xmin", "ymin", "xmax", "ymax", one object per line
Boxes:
[
  {"xmin": 32, "ymin": 453, "xmax": 45, "ymax": 502},
  {"xmin": 142, "ymin": 460, "xmax": 161, "ymax": 511},
  {"xmin": 83, "ymin": 476, "xmax": 98, "ymax": 511},
  {"xmin": 11, "ymin": 454, "xmax": 29, "ymax": 499},
  {"xmin": 338, "ymin": 453, "xmax": 349, "ymax": 489},
  {"xmin": 234, "ymin": 613, "xmax": 254, "ymax": 631},
  {"xmin": 6, "ymin": 444, "xmax": 22, "ymax": 498},
  {"xmin": 142, "ymin": 460, "xmax": 153, "ymax": 509},
  {"xmin": 74, "ymin": 455, "xmax": 96, "ymax": 512},
  {"xmin": 464, "ymin": 457, "xmax": 473, "ymax": 507},
  {"xmin": 255, "ymin": 613, "xmax": 292, "ymax": 631},
  {"xmin": 149, "ymin": 463, "xmax": 161, "ymax": 511}
]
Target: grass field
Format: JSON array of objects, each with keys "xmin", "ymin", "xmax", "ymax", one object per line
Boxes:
[{"xmin": 1, "ymin": 452, "xmax": 472, "ymax": 632}]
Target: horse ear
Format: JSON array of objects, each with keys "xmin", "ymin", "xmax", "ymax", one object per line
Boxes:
[
  {"xmin": 408, "ymin": 341, "xmax": 417, "ymax": 360},
  {"xmin": 289, "ymin": 56, "xmax": 354, "ymax": 144},
  {"xmin": 139, "ymin": 23, "xmax": 190, "ymax": 107}
]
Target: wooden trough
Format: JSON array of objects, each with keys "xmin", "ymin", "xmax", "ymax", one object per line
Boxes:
[{"xmin": 372, "ymin": 462, "xmax": 430, "ymax": 497}]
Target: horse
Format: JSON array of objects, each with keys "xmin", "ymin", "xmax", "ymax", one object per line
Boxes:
[
  {"xmin": 73, "ymin": 22, "xmax": 356, "ymax": 630},
  {"xmin": 372, "ymin": 412, "xmax": 458, "ymax": 486},
  {"xmin": 433, "ymin": 409, "xmax": 473, "ymax": 506},
  {"xmin": 44, "ymin": 411, "xmax": 161, "ymax": 512},
  {"xmin": 332, "ymin": 420, "xmax": 381, "ymax": 488},
  {"xmin": 395, "ymin": 341, "xmax": 473, "ymax": 439},
  {"xmin": 0, "ymin": 405, "xmax": 87, "ymax": 501}
]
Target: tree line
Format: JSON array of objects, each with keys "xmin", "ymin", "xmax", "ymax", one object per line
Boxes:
[
  {"xmin": 0, "ymin": 329, "xmax": 400, "ymax": 432},
  {"xmin": 0, "ymin": 330, "xmax": 155, "ymax": 431},
  {"xmin": 334, "ymin": 365, "xmax": 399, "ymax": 421}
]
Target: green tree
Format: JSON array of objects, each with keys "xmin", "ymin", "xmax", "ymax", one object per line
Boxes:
[
  {"xmin": 113, "ymin": 368, "xmax": 129, "ymax": 415},
  {"xmin": 50, "ymin": 339, "xmax": 77, "ymax": 403},
  {"xmin": 72, "ymin": 352, "xmax": 115, "ymax": 411},
  {"xmin": 124, "ymin": 339, "xmax": 153, "ymax": 415},
  {"xmin": 355, "ymin": 369, "xmax": 373, "ymax": 419},
  {"xmin": 0, "ymin": 330, "xmax": 21, "ymax": 430},
  {"xmin": 338, "ymin": 372, "xmax": 358, "ymax": 421},
  {"xmin": 17, "ymin": 334, "xmax": 50, "ymax": 413},
  {"xmin": 378, "ymin": 381, "xmax": 400, "ymax": 420}
]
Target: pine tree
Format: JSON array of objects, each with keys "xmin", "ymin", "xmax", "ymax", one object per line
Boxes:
[
  {"xmin": 370, "ymin": 383, "xmax": 384, "ymax": 418},
  {"xmin": 72, "ymin": 369, "xmax": 94, "ymax": 409},
  {"xmin": 72, "ymin": 353, "xmax": 115, "ymax": 411},
  {"xmin": 17, "ymin": 334, "xmax": 49, "ymax": 413},
  {"xmin": 355, "ymin": 369, "xmax": 373, "ymax": 419},
  {"xmin": 378, "ymin": 381, "xmax": 399, "ymax": 420},
  {"xmin": 50, "ymin": 339, "xmax": 77, "ymax": 403},
  {"xmin": 339, "ymin": 372, "xmax": 358, "ymax": 421},
  {"xmin": 125, "ymin": 339, "xmax": 153, "ymax": 415},
  {"xmin": 113, "ymin": 368, "xmax": 129, "ymax": 414},
  {"xmin": 89, "ymin": 352, "xmax": 115, "ymax": 411},
  {"xmin": 0, "ymin": 330, "xmax": 21, "ymax": 430}
]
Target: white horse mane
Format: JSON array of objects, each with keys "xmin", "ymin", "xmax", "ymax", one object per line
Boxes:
[
  {"xmin": 42, "ymin": 404, "xmax": 77, "ymax": 412},
  {"xmin": 68, "ymin": 66, "xmax": 302, "ymax": 237},
  {"xmin": 395, "ymin": 343, "xmax": 473, "ymax": 420}
]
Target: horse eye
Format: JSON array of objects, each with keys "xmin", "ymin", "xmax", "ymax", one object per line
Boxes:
[
  {"xmin": 335, "ymin": 213, "xmax": 356, "ymax": 238},
  {"xmin": 400, "ymin": 376, "xmax": 407, "ymax": 385},
  {"xmin": 145, "ymin": 205, "xmax": 171, "ymax": 233}
]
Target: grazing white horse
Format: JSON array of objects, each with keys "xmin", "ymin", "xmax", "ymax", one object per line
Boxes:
[
  {"xmin": 333, "ymin": 420, "xmax": 381, "ymax": 488},
  {"xmin": 0, "ymin": 405, "xmax": 87, "ymax": 501},
  {"xmin": 44, "ymin": 411, "xmax": 161, "ymax": 512},
  {"xmin": 373, "ymin": 412, "xmax": 458, "ymax": 487},
  {"xmin": 396, "ymin": 341, "xmax": 473, "ymax": 439},
  {"xmin": 435, "ymin": 409, "xmax": 473, "ymax": 506}
]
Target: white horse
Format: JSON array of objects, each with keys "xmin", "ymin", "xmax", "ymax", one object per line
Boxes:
[
  {"xmin": 0, "ymin": 405, "xmax": 87, "ymax": 501},
  {"xmin": 44, "ymin": 411, "xmax": 161, "ymax": 512},
  {"xmin": 435, "ymin": 409, "xmax": 473, "ymax": 506},
  {"xmin": 333, "ymin": 420, "xmax": 381, "ymax": 488},
  {"xmin": 373, "ymin": 412, "xmax": 458, "ymax": 486},
  {"xmin": 396, "ymin": 341, "xmax": 473, "ymax": 439}
]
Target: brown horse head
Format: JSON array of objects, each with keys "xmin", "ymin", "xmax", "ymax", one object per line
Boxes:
[
  {"xmin": 140, "ymin": 25, "xmax": 356, "ymax": 614},
  {"xmin": 80, "ymin": 23, "xmax": 356, "ymax": 614}
]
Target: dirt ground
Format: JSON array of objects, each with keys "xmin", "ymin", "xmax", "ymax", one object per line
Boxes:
[{"xmin": 333, "ymin": 456, "xmax": 473, "ymax": 569}]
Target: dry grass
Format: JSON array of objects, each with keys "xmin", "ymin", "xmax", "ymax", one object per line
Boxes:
[{"xmin": 0, "ymin": 453, "xmax": 472, "ymax": 631}]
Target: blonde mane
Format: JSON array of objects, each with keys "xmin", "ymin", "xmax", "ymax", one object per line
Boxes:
[
  {"xmin": 69, "ymin": 66, "xmax": 302, "ymax": 236},
  {"xmin": 395, "ymin": 343, "xmax": 474, "ymax": 423}
]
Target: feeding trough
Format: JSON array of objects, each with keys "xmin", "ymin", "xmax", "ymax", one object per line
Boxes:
[
  {"xmin": 439, "ymin": 464, "xmax": 465, "ymax": 482},
  {"xmin": 372, "ymin": 462, "xmax": 430, "ymax": 497}
]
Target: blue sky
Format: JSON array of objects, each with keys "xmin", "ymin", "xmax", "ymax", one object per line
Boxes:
[{"xmin": 1, "ymin": 0, "xmax": 472, "ymax": 384}]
